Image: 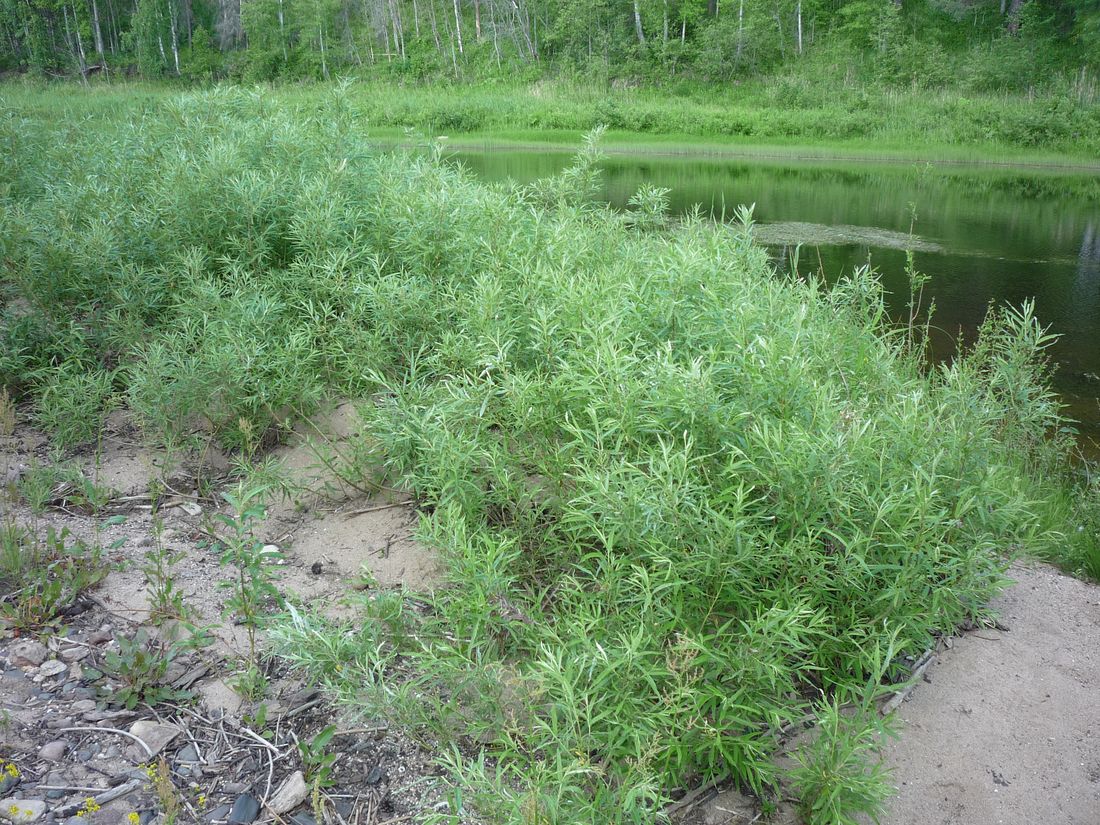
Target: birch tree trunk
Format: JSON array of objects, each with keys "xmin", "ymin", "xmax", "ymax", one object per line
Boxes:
[
  {"xmin": 796, "ymin": 0, "xmax": 802, "ymax": 54},
  {"xmin": 167, "ymin": 0, "xmax": 179, "ymax": 74},
  {"xmin": 736, "ymin": 0, "xmax": 743, "ymax": 62},
  {"xmin": 277, "ymin": 0, "xmax": 286, "ymax": 61},
  {"xmin": 452, "ymin": 0, "xmax": 463, "ymax": 54},
  {"xmin": 89, "ymin": 0, "xmax": 104, "ymax": 58},
  {"xmin": 633, "ymin": 0, "xmax": 645, "ymax": 44}
]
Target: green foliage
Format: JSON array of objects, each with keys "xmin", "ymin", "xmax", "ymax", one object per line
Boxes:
[
  {"xmin": 140, "ymin": 525, "xmax": 190, "ymax": 625},
  {"xmin": 0, "ymin": 520, "xmax": 106, "ymax": 631},
  {"xmin": 35, "ymin": 363, "xmax": 116, "ymax": 448},
  {"xmin": 1, "ymin": 0, "xmax": 1098, "ymax": 96},
  {"xmin": 179, "ymin": 27, "xmax": 222, "ymax": 82},
  {"xmin": 791, "ymin": 699, "xmax": 898, "ymax": 825},
  {"xmin": 215, "ymin": 483, "xmax": 283, "ymax": 662},
  {"xmin": 1, "ymin": 87, "xmax": 1093, "ymax": 824},
  {"xmin": 101, "ymin": 629, "xmax": 191, "ymax": 709},
  {"xmin": 298, "ymin": 724, "xmax": 338, "ymax": 787}
]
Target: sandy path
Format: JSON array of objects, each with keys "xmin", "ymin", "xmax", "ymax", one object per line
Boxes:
[
  {"xmin": 690, "ymin": 562, "xmax": 1100, "ymax": 825},
  {"xmin": 880, "ymin": 561, "xmax": 1100, "ymax": 825}
]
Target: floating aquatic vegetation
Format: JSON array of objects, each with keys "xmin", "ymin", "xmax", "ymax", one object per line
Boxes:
[{"xmin": 753, "ymin": 221, "xmax": 944, "ymax": 252}]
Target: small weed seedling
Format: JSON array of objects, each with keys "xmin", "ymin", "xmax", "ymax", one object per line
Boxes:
[
  {"xmin": 140, "ymin": 524, "xmax": 190, "ymax": 626},
  {"xmin": 0, "ymin": 522, "xmax": 105, "ymax": 631},
  {"xmin": 215, "ymin": 483, "xmax": 283, "ymax": 664},
  {"xmin": 101, "ymin": 629, "xmax": 191, "ymax": 710},
  {"xmin": 229, "ymin": 659, "xmax": 268, "ymax": 701},
  {"xmin": 298, "ymin": 724, "xmax": 338, "ymax": 788}
]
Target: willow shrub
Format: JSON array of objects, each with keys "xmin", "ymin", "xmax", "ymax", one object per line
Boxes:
[{"xmin": 0, "ymin": 85, "xmax": 1087, "ymax": 822}]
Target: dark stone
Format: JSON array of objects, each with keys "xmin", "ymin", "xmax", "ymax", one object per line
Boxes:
[
  {"xmin": 205, "ymin": 804, "xmax": 231, "ymax": 822},
  {"xmin": 365, "ymin": 766, "xmax": 384, "ymax": 786},
  {"xmin": 333, "ymin": 799, "xmax": 354, "ymax": 819},
  {"xmin": 290, "ymin": 814, "xmax": 318, "ymax": 825},
  {"xmin": 227, "ymin": 794, "xmax": 260, "ymax": 824}
]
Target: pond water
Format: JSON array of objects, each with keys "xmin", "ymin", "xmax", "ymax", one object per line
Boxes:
[{"xmin": 452, "ymin": 148, "xmax": 1100, "ymax": 454}]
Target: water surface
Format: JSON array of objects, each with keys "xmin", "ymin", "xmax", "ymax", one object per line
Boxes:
[{"xmin": 453, "ymin": 149, "xmax": 1100, "ymax": 453}]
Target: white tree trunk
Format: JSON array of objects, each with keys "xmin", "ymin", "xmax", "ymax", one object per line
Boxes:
[
  {"xmin": 168, "ymin": 0, "xmax": 180, "ymax": 74},
  {"xmin": 796, "ymin": 0, "xmax": 802, "ymax": 54},
  {"xmin": 453, "ymin": 0, "xmax": 464, "ymax": 53}
]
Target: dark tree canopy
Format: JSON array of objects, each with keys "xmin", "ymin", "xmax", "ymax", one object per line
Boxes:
[{"xmin": 0, "ymin": 0, "xmax": 1096, "ymax": 90}]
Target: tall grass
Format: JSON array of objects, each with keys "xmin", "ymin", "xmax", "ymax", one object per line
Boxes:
[
  {"xmin": 2, "ymin": 85, "xmax": 1097, "ymax": 822},
  {"xmin": 4, "ymin": 77, "xmax": 1099, "ymax": 163}
]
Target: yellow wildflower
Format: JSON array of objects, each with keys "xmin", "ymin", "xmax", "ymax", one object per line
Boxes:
[
  {"xmin": 127, "ymin": 813, "xmax": 141, "ymax": 825},
  {"xmin": 77, "ymin": 797, "xmax": 102, "ymax": 817}
]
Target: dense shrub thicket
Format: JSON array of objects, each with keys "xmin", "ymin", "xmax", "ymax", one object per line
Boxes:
[{"xmin": 2, "ymin": 86, "xmax": 1096, "ymax": 822}]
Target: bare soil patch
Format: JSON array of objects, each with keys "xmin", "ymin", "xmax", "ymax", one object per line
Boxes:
[
  {"xmin": 677, "ymin": 562, "xmax": 1100, "ymax": 825},
  {"xmin": 0, "ymin": 414, "xmax": 448, "ymax": 824}
]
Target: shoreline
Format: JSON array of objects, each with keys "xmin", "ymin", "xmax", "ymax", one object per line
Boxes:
[{"xmin": 368, "ymin": 129, "xmax": 1100, "ymax": 174}]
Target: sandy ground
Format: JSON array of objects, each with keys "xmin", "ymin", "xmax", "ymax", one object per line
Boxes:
[
  {"xmin": 879, "ymin": 561, "xmax": 1100, "ymax": 825},
  {"xmin": 690, "ymin": 561, "xmax": 1100, "ymax": 825}
]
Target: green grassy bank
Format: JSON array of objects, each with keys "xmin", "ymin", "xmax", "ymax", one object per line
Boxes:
[
  {"xmin": 5, "ymin": 77, "xmax": 1100, "ymax": 168},
  {"xmin": 2, "ymin": 85, "xmax": 1099, "ymax": 823}
]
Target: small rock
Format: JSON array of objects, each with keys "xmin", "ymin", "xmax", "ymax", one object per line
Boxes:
[
  {"xmin": 128, "ymin": 720, "xmax": 180, "ymax": 759},
  {"xmin": 0, "ymin": 773, "xmax": 20, "ymax": 795},
  {"xmin": 0, "ymin": 799, "xmax": 46, "ymax": 823},
  {"xmin": 205, "ymin": 804, "xmax": 231, "ymax": 823},
  {"xmin": 175, "ymin": 502, "xmax": 202, "ymax": 517},
  {"xmin": 45, "ymin": 717, "xmax": 75, "ymax": 731},
  {"xmin": 135, "ymin": 536, "xmax": 154, "ymax": 548},
  {"xmin": 365, "ymin": 765, "xmax": 384, "ymax": 785},
  {"xmin": 196, "ymin": 678, "xmax": 243, "ymax": 717},
  {"xmin": 333, "ymin": 799, "xmax": 354, "ymax": 819},
  {"xmin": 37, "ymin": 660, "xmax": 67, "ymax": 679},
  {"xmin": 74, "ymin": 750, "xmax": 93, "ymax": 762},
  {"xmin": 289, "ymin": 814, "xmax": 318, "ymax": 825},
  {"xmin": 227, "ymin": 794, "xmax": 260, "ymax": 824},
  {"xmin": 37, "ymin": 741, "xmax": 67, "ymax": 761},
  {"xmin": 58, "ymin": 647, "xmax": 88, "ymax": 663},
  {"xmin": 71, "ymin": 699, "xmax": 96, "ymax": 713},
  {"xmin": 86, "ymin": 630, "xmax": 112, "ymax": 646},
  {"xmin": 10, "ymin": 641, "xmax": 48, "ymax": 668},
  {"xmin": 267, "ymin": 771, "xmax": 308, "ymax": 815},
  {"xmin": 177, "ymin": 745, "xmax": 199, "ymax": 763}
]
